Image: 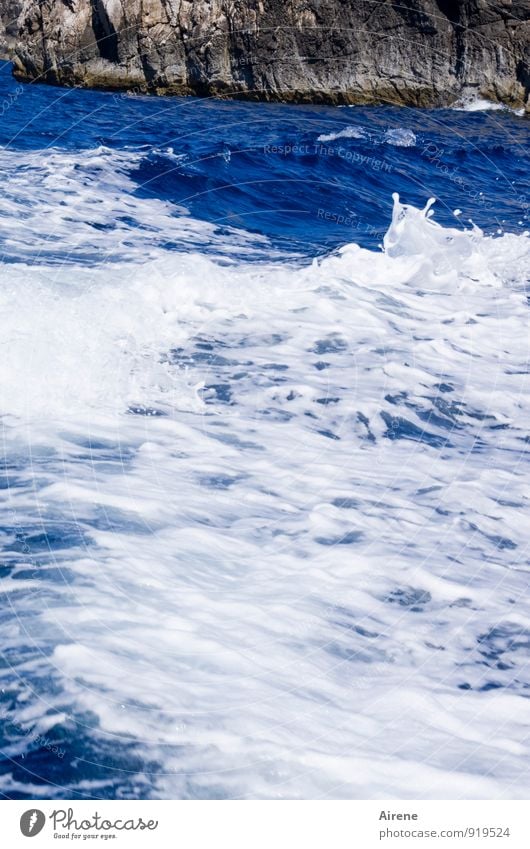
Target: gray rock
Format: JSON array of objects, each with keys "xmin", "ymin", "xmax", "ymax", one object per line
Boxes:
[
  {"xmin": 9, "ymin": 0, "xmax": 530, "ymax": 108},
  {"xmin": 0, "ymin": 0, "xmax": 23, "ymax": 57}
]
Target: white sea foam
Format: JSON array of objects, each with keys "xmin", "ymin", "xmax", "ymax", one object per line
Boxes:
[
  {"xmin": 454, "ymin": 99, "xmax": 504, "ymax": 112},
  {"xmin": 317, "ymin": 126, "xmax": 416, "ymax": 148},
  {"xmin": 1, "ymin": 151, "xmax": 530, "ymax": 799},
  {"xmin": 383, "ymin": 128, "xmax": 417, "ymax": 147},
  {"xmin": 317, "ymin": 126, "xmax": 367, "ymax": 143},
  {"xmin": 451, "ymin": 96, "xmax": 522, "ymax": 115},
  {"xmin": 0, "ymin": 145, "xmax": 267, "ymax": 264}
]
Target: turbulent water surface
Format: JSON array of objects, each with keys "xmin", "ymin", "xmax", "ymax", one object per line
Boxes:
[{"xmin": 0, "ymin": 63, "xmax": 529, "ymax": 800}]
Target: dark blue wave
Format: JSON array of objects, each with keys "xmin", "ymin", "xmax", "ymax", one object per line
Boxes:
[{"xmin": 0, "ymin": 62, "xmax": 527, "ymax": 255}]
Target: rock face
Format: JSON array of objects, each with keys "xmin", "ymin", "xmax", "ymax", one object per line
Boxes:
[
  {"xmin": 0, "ymin": 0, "xmax": 22, "ymax": 56},
  {"xmin": 10, "ymin": 0, "xmax": 530, "ymax": 108}
]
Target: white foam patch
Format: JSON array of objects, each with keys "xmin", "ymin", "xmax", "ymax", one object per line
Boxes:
[
  {"xmin": 1, "ymin": 191, "xmax": 530, "ymax": 799},
  {"xmin": 317, "ymin": 126, "xmax": 367, "ymax": 143},
  {"xmin": 0, "ymin": 145, "xmax": 268, "ymax": 264},
  {"xmin": 383, "ymin": 128, "xmax": 417, "ymax": 147},
  {"xmin": 451, "ymin": 97, "xmax": 516, "ymax": 114}
]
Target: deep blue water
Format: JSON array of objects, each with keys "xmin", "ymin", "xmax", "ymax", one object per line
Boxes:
[
  {"xmin": 0, "ymin": 61, "xmax": 527, "ymax": 257},
  {"xmin": 0, "ymin": 59, "xmax": 529, "ymax": 800}
]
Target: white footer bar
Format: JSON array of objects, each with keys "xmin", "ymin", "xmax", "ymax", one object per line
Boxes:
[{"xmin": 2, "ymin": 800, "xmax": 528, "ymax": 848}]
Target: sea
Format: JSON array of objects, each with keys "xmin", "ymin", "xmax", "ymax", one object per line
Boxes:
[{"xmin": 0, "ymin": 61, "xmax": 528, "ymax": 799}]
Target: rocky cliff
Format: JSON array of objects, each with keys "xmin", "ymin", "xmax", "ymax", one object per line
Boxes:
[
  {"xmin": 0, "ymin": 0, "xmax": 22, "ymax": 56},
  {"xmin": 8, "ymin": 1, "xmax": 530, "ymax": 108}
]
